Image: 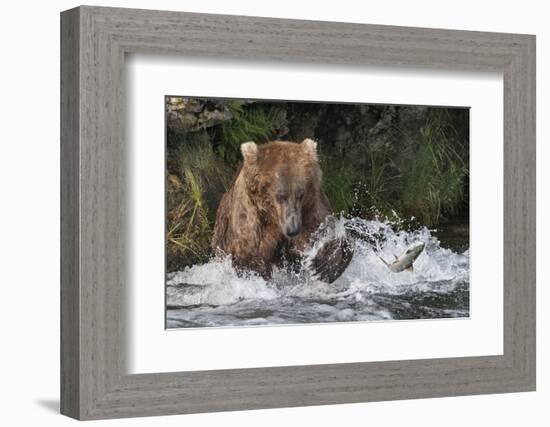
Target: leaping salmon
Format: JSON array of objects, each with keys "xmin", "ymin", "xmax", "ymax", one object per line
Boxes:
[{"xmin": 378, "ymin": 241, "xmax": 425, "ymax": 273}]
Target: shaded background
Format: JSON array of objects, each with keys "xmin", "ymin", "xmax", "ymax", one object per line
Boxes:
[{"xmin": 166, "ymin": 97, "xmax": 469, "ymax": 271}]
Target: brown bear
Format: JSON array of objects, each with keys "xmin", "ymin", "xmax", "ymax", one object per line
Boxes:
[{"xmin": 211, "ymin": 138, "xmax": 353, "ymax": 283}]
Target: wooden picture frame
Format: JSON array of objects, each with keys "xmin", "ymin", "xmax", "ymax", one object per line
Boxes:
[{"xmin": 60, "ymin": 5, "xmax": 536, "ymax": 420}]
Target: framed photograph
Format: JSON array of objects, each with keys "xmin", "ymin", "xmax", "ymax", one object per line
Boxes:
[{"xmin": 61, "ymin": 6, "xmax": 536, "ymax": 420}]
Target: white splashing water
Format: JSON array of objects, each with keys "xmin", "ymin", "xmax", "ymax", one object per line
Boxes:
[{"xmin": 166, "ymin": 217, "xmax": 470, "ymax": 328}]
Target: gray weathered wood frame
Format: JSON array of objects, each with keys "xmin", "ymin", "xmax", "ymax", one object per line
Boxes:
[{"xmin": 60, "ymin": 5, "xmax": 536, "ymax": 420}]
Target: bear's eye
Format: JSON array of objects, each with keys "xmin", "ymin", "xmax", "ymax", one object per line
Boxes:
[
  {"xmin": 276, "ymin": 192, "xmax": 288, "ymax": 202},
  {"xmin": 296, "ymin": 189, "xmax": 305, "ymax": 200}
]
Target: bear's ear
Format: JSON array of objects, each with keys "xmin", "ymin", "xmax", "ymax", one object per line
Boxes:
[
  {"xmin": 301, "ymin": 138, "xmax": 318, "ymax": 159},
  {"xmin": 240, "ymin": 142, "xmax": 258, "ymax": 163}
]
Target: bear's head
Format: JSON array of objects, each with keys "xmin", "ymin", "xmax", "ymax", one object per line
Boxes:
[{"xmin": 240, "ymin": 138, "xmax": 322, "ymax": 239}]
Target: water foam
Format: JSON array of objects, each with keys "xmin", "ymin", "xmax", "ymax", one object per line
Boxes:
[{"xmin": 166, "ymin": 217, "xmax": 469, "ymax": 327}]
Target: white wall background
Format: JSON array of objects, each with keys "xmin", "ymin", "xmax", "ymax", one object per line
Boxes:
[{"xmin": 0, "ymin": 0, "xmax": 546, "ymax": 425}]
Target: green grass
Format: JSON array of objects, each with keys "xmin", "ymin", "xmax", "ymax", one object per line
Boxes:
[
  {"xmin": 166, "ymin": 140, "xmax": 233, "ymax": 270},
  {"xmin": 400, "ymin": 110, "xmax": 468, "ymax": 226},
  {"xmin": 320, "ymin": 155, "xmax": 356, "ymax": 214},
  {"xmin": 320, "ymin": 138, "xmax": 400, "ymax": 219},
  {"xmin": 320, "ymin": 111, "xmax": 467, "ymax": 227}
]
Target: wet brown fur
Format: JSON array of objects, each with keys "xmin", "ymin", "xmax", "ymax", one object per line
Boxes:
[{"xmin": 211, "ymin": 139, "xmax": 330, "ymax": 277}]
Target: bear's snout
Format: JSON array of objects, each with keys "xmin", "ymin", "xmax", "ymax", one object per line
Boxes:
[{"xmin": 285, "ymin": 214, "xmax": 301, "ymax": 238}]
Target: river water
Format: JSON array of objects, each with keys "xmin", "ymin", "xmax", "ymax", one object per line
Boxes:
[{"xmin": 166, "ymin": 217, "xmax": 470, "ymax": 329}]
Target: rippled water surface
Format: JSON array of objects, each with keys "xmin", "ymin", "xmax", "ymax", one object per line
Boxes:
[{"xmin": 166, "ymin": 218, "xmax": 469, "ymax": 329}]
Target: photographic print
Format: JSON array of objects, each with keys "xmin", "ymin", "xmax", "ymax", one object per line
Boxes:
[{"xmin": 165, "ymin": 97, "xmax": 470, "ymax": 329}]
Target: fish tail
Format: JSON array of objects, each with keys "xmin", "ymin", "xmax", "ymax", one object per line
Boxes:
[{"xmin": 377, "ymin": 255, "xmax": 390, "ymax": 267}]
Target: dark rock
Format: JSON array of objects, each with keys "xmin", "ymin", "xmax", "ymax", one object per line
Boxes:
[{"xmin": 166, "ymin": 97, "xmax": 233, "ymax": 132}]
